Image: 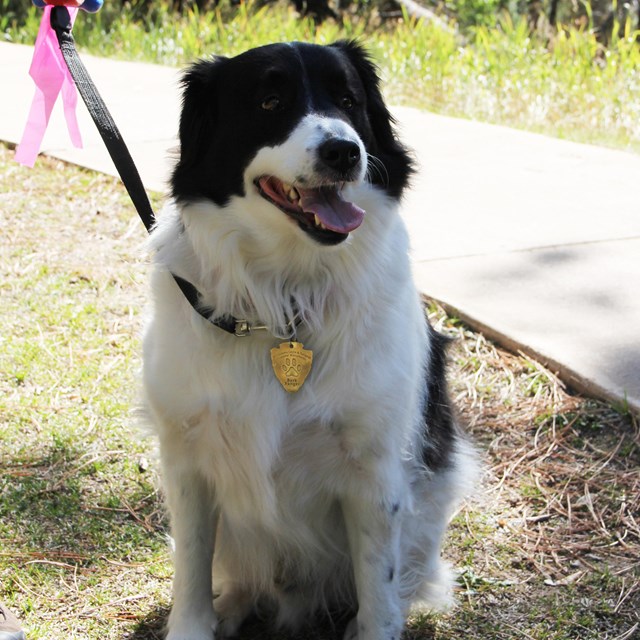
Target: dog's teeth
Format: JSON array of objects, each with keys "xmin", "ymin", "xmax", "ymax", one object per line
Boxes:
[
  {"xmin": 289, "ymin": 187, "xmax": 299, "ymax": 201},
  {"xmin": 313, "ymin": 215, "xmax": 327, "ymax": 230}
]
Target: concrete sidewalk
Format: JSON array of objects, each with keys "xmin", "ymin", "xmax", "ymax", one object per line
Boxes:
[{"xmin": 2, "ymin": 41, "xmax": 639, "ymax": 413}]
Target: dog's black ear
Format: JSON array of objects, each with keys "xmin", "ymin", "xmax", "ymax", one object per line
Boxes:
[
  {"xmin": 331, "ymin": 40, "xmax": 414, "ymax": 198},
  {"xmin": 172, "ymin": 56, "xmax": 227, "ymax": 201}
]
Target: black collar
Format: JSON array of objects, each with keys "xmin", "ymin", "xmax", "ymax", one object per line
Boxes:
[{"xmin": 172, "ymin": 275, "xmax": 302, "ymax": 337}]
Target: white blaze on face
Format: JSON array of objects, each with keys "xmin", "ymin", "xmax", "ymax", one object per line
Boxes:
[
  {"xmin": 241, "ymin": 113, "xmax": 369, "ymax": 241},
  {"xmin": 244, "ymin": 113, "xmax": 367, "ymax": 189}
]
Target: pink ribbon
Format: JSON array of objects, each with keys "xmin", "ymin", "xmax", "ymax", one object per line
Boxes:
[{"xmin": 15, "ymin": 5, "xmax": 82, "ymax": 167}]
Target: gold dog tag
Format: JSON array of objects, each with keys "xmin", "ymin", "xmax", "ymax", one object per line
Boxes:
[{"xmin": 270, "ymin": 341, "xmax": 313, "ymax": 393}]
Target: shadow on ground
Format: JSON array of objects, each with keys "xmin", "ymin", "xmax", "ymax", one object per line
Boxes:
[
  {"xmin": 129, "ymin": 608, "xmax": 355, "ymax": 640},
  {"xmin": 0, "ymin": 437, "xmax": 166, "ymax": 562}
]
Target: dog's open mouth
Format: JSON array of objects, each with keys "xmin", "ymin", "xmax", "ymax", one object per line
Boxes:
[{"xmin": 256, "ymin": 176, "xmax": 365, "ymax": 245}]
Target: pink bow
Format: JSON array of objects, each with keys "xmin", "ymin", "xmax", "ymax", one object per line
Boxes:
[{"xmin": 15, "ymin": 5, "xmax": 82, "ymax": 167}]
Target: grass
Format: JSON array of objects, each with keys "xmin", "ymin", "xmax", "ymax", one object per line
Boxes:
[
  {"xmin": 0, "ymin": 144, "xmax": 169, "ymax": 639},
  {"xmin": 1, "ymin": 141, "xmax": 639, "ymax": 639},
  {"xmin": 3, "ymin": 1, "xmax": 640, "ymax": 151}
]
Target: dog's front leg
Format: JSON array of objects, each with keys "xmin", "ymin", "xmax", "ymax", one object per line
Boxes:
[
  {"xmin": 341, "ymin": 489, "xmax": 405, "ymax": 640},
  {"xmin": 162, "ymin": 455, "xmax": 219, "ymax": 640}
]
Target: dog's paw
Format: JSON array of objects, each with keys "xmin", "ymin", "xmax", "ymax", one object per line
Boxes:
[
  {"xmin": 166, "ymin": 609, "xmax": 217, "ymax": 640},
  {"xmin": 213, "ymin": 588, "xmax": 254, "ymax": 638},
  {"xmin": 165, "ymin": 625, "xmax": 215, "ymax": 640}
]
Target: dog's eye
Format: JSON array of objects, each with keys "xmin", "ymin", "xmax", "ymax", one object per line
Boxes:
[
  {"xmin": 261, "ymin": 96, "xmax": 282, "ymax": 112},
  {"xmin": 340, "ymin": 95, "xmax": 355, "ymax": 110}
]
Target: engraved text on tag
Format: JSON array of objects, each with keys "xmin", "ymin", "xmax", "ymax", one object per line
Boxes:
[{"xmin": 270, "ymin": 341, "xmax": 313, "ymax": 393}]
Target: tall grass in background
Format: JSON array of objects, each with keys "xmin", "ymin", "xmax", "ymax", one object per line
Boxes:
[
  {"xmin": 3, "ymin": 1, "xmax": 640, "ymax": 150},
  {"xmin": 378, "ymin": 14, "xmax": 640, "ymax": 149}
]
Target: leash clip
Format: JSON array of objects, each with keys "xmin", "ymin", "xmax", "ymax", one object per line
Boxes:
[
  {"xmin": 50, "ymin": 4, "xmax": 73, "ymax": 34},
  {"xmin": 234, "ymin": 320, "xmax": 269, "ymax": 337},
  {"xmin": 234, "ymin": 311, "xmax": 301, "ymax": 338}
]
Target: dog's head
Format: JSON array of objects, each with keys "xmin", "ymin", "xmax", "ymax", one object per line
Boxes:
[{"xmin": 172, "ymin": 40, "xmax": 413, "ymax": 246}]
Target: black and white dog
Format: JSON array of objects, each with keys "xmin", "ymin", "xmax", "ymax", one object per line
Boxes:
[{"xmin": 143, "ymin": 40, "xmax": 476, "ymax": 640}]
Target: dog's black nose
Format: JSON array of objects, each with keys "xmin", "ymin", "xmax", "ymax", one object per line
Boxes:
[{"xmin": 319, "ymin": 139, "xmax": 361, "ymax": 174}]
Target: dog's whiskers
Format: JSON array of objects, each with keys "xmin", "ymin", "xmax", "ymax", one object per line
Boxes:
[{"xmin": 366, "ymin": 153, "xmax": 389, "ymax": 187}]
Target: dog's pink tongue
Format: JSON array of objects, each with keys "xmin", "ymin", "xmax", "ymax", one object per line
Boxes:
[{"xmin": 299, "ymin": 186, "xmax": 365, "ymax": 233}]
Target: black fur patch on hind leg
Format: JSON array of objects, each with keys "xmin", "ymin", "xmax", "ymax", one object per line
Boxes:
[{"xmin": 421, "ymin": 318, "xmax": 458, "ymax": 471}]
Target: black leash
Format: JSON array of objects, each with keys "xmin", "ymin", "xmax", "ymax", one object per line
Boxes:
[{"xmin": 50, "ymin": 5, "xmax": 244, "ymax": 336}]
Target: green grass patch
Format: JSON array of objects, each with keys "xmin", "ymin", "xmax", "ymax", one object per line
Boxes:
[
  {"xmin": 3, "ymin": 1, "xmax": 640, "ymax": 151},
  {"xmin": 0, "ymin": 145, "xmax": 171, "ymax": 639}
]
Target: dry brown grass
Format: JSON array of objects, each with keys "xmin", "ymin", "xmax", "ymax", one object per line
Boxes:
[{"xmin": 425, "ymin": 307, "xmax": 640, "ymax": 638}]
